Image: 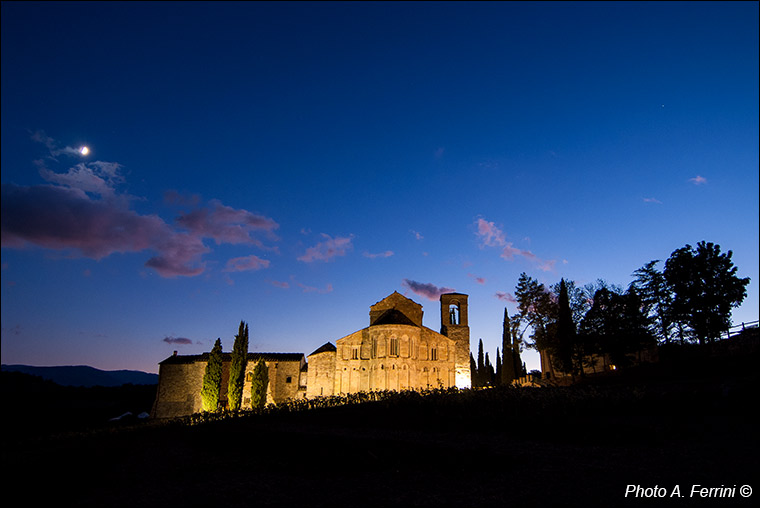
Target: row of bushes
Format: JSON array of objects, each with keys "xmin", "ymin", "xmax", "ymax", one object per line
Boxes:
[{"xmin": 170, "ymin": 374, "xmax": 750, "ymax": 431}]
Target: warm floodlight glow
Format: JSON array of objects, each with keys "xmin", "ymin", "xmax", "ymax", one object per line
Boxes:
[{"xmin": 80, "ymin": 146, "xmax": 90, "ymax": 156}]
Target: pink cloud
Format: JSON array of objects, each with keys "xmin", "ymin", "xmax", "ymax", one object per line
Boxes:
[
  {"xmin": 402, "ymin": 279, "xmax": 455, "ymax": 301},
  {"xmin": 467, "ymin": 273, "xmax": 486, "ymax": 284},
  {"xmin": 298, "ymin": 234, "xmax": 353, "ymax": 262},
  {"xmin": 296, "ymin": 281, "xmax": 334, "ymax": 294},
  {"xmin": 224, "ymin": 255, "xmax": 270, "ymax": 272},
  {"xmin": 268, "ymin": 280, "xmax": 290, "ymax": 289},
  {"xmin": 689, "ymin": 175, "xmax": 707, "ymax": 185},
  {"xmin": 495, "ymin": 292, "xmax": 518, "ymax": 303},
  {"xmin": 363, "ymin": 250, "xmax": 394, "ymax": 259},
  {"xmin": 0, "ymin": 178, "xmax": 285, "ymax": 279},
  {"xmin": 475, "ymin": 218, "xmax": 506, "ymax": 247},
  {"xmin": 499, "ymin": 243, "xmax": 557, "ymax": 273},
  {"xmin": 176, "ymin": 199, "xmax": 279, "ymax": 247},
  {"xmin": 537, "ymin": 259, "xmax": 557, "ymax": 272}
]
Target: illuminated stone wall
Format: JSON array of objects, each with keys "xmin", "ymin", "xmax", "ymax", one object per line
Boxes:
[
  {"xmin": 152, "ymin": 353, "xmax": 305, "ymax": 418},
  {"xmin": 307, "ymin": 292, "xmax": 471, "ymax": 396},
  {"xmin": 306, "ymin": 344, "xmax": 336, "ymax": 398}
]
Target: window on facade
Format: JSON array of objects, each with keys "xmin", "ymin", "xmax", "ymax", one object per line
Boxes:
[
  {"xmin": 246, "ymin": 372, "xmax": 253, "ymax": 382},
  {"xmin": 431, "ymin": 348, "xmax": 438, "ymax": 361},
  {"xmin": 449, "ymin": 303, "xmax": 460, "ymax": 325},
  {"xmin": 371, "ymin": 338, "xmax": 378, "ymax": 358},
  {"xmin": 352, "ymin": 348, "xmax": 359, "ymax": 360},
  {"xmin": 286, "ymin": 376, "xmax": 292, "ymax": 383},
  {"xmin": 390, "ymin": 337, "xmax": 399, "ymax": 356}
]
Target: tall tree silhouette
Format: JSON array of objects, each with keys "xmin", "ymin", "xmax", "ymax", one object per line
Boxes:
[
  {"xmin": 631, "ymin": 260, "xmax": 674, "ymax": 344},
  {"xmin": 514, "ymin": 273, "xmax": 557, "ymax": 352},
  {"xmin": 469, "ymin": 353, "xmax": 477, "ymax": 387},
  {"xmin": 476, "ymin": 339, "xmax": 485, "ymax": 387},
  {"xmin": 227, "ymin": 321, "xmax": 249, "ymax": 410},
  {"xmin": 501, "ymin": 308, "xmax": 517, "ymax": 385},
  {"xmin": 554, "ymin": 279, "xmax": 577, "ymax": 375}
]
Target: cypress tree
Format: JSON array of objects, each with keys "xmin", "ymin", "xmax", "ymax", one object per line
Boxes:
[
  {"xmin": 200, "ymin": 338, "xmax": 223, "ymax": 412},
  {"xmin": 469, "ymin": 353, "xmax": 477, "ymax": 387},
  {"xmin": 555, "ymin": 279, "xmax": 577, "ymax": 375},
  {"xmin": 250, "ymin": 358, "xmax": 269, "ymax": 410},
  {"xmin": 485, "ymin": 352, "xmax": 495, "ymax": 386},
  {"xmin": 476, "ymin": 339, "xmax": 485, "ymax": 388},
  {"xmin": 227, "ymin": 321, "xmax": 249, "ymax": 411},
  {"xmin": 501, "ymin": 309, "xmax": 517, "ymax": 385},
  {"xmin": 495, "ymin": 347, "xmax": 502, "ymax": 386}
]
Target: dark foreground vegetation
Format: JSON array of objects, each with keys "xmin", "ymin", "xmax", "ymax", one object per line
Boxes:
[{"xmin": 3, "ymin": 334, "xmax": 758, "ymax": 508}]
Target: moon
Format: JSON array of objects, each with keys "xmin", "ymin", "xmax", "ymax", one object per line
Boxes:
[{"xmin": 80, "ymin": 146, "xmax": 90, "ymax": 156}]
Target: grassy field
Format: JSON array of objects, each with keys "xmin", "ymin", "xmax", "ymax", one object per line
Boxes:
[{"xmin": 2, "ymin": 340, "xmax": 758, "ymax": 507}]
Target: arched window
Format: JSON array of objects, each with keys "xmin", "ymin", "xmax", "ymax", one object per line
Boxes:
[
  {"xmin": 449, "ymin": 303, "xmax": 460, "ymax": 325},
  {"xmin": 389, "ymin": 337, "xmax": 399, "ymax": 356}
]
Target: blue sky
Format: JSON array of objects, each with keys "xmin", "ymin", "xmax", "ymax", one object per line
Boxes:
[{"xmin": 2, "ymin": 1, "xmax": 758, "ymax": 375}]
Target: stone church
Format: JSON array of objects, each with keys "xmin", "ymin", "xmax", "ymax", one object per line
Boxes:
[{"xmin": 151, "ymin": 292, "xmax": 470, "ymax": 419}]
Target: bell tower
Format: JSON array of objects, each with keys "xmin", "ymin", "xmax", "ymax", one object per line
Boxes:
[{"xmin": 440, "ymin": 293, "xmax": 471, "ymax": 388}]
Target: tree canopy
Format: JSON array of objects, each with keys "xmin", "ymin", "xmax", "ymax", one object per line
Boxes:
[{"xmin": 663, "ymin": 241, "xmax": 749, "ymax": 344}]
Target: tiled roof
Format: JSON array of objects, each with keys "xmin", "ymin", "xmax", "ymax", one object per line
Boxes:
[{"xmin": 159, "ymin": 352, "xmax": 304, "ymax": 365}]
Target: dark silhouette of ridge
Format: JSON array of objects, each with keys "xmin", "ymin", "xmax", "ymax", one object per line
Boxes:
[{"xmin": 1, "ymin": 364, "xmax": 158, "ymax": 387}]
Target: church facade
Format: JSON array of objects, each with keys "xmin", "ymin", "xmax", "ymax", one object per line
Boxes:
[
  {"xmin": 151, "ymin": 292, "xmax": 470, "ymax": 419},
  {"xmin": 307, "ymin": 292, "xmax": 471, "ymax": 397}
]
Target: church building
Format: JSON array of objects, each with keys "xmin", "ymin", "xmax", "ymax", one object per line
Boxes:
[
  {"xmin": 307, "ymin": 292, "xmax": 471, "ymax": 396},
  {"xmin": 151, "ymin": 292, "xmax": 470, "ymax": 419}
]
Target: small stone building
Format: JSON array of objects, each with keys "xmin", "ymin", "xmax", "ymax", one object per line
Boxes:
[
  {"xmin": 151, "ymin": 292, "xmax": 470, "ymax": 418},
  {"xmin": 151, "ymin": 352, "xmax": 305, "ymax": 419}
]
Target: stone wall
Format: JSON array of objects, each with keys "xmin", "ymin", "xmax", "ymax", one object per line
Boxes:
[
  {"xmin": 151, "ymin": 360, "xmax": 205, "ymax": 419},
  {"xmin": 306, "ymin": 347, "xmax": 336, "ymax": 398},
  {"xmin": 152, "ymin": 353, "xmax": 305, "ymax": 419}
]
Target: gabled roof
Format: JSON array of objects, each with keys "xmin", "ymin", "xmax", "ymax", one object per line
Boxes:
[
  {"xmin": 369, "ymin": 291, "xmax": 423, "ymax": 327},
  {"xmin": 308, "ymin": 342, "xmax": 337, "ymax": 356}
]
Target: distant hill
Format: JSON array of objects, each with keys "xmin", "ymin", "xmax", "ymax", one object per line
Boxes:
[{"xmin": 0, "ymin": 364, "xmax": 158, "ymax": 387}]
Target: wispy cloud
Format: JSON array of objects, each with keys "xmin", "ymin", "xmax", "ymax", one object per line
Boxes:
[
  {"xmin": 689, "ymin": 175, "xmax": 707, "ymax": 185},
  {"xmin": 31, "ymin": 130, "xmax": 89, "ymax": 159},
  {"xmin": 297, "ymin": 282, "xmax": 334, "ymax": 294},
  {"xmin": 495, "ymin": 291, "xmax": 518, "ymax": 303},
  {"xmin": 402, "ymin": 279, "xmax": 455, "ymax": 301},
  {"xmin": 475, "ymin": 217, "xmax": 557, "ymax": 272},
  {"xmin": 643, "ymin": 197, "xmax": 663, "ymax": 204},
  {"xmin": 176, "ymin": 199, "xmax": 279, "ymax": 248},
  {"xmin": 298, "ymin": 234, "xmax": 353, "ymax": 262},
  {"xmin": 410, "ymin": 230, "xmax": 424, "ymax": 241},
  {"xmin": 223, "ymin": 255, "xmax": 270, "ymax": 272},
  {"xmin": 467, "ymin": 273, "xmax": 486, "ymax": 285},
  {"xmin": 363, "ymin": 250, "xmax": 394, "ymax": 259},
  {"xmin": 475, "ymin": 218, "xmax": 506, "ymax": 248},
  {"xmin": 268, "ymin": 276, "xmax": 332, "ymax": 294},
  {"xmin": 163, "ymin": 336, "xmax": 193, "ymax": 345}
]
